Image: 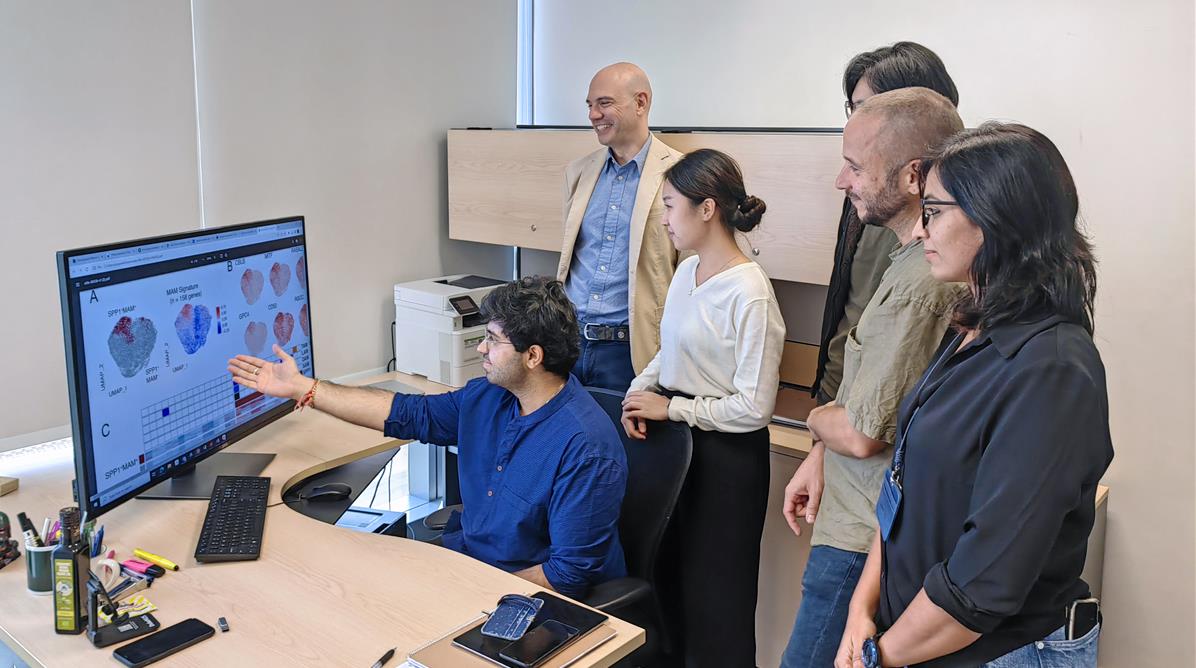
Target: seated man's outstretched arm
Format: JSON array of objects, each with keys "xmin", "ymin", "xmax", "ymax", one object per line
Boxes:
[{"xmin": 229, "ymin": 344, "xmax": 461, "ymax": 444}]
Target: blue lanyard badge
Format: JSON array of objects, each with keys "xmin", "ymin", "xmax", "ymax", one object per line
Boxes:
[{"xmin": 876, "ymin": 332, "xmax": 961, "ymax": 542}]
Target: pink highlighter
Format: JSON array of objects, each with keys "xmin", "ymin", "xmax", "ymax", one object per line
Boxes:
[{"xmin": 121, "ymin": 558, "xmax": 166, "ymax": 578}]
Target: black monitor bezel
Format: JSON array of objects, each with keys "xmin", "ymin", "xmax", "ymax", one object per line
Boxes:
[{"xmin": 56, "ymin": 215, "xmax": 314, "ymax": 519}]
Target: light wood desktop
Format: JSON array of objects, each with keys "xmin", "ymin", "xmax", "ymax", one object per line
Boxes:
[{"xmin": 0, "ymin": 371, "xmax": 643, "ymax": 667}]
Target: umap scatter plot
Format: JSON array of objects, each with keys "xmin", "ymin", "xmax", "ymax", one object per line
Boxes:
[
  {"xmin": 274, "ymin": 312, "xmax": 295, "ymax": 346},
  {"xmin": 299, "ymin": 303, "xmax": 310, "ymax": 338},
  {"xmin": 270, "ymin": 262, "xmax": 291, "ymax": 297},
  {"xmin": 240, "ymin": 269, "xmax": 264, "ymax": 305},
  {"xmin": 296, "ymin": 256, "xmax": 307, "ymax": 290},
  {"xmin": 244, "ymin": 321, "xmax": 267, "ymax": 355},
  {"xmin": 174, "ymin": 304, "xmax": 212, "ymax": 354},
  {"xmin": 108, "ymin": 316, "xmax": 157, "ymax": 378}
]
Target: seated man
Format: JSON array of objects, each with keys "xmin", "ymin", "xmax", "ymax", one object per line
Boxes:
[{"xmin": 228, "ymin": 277, "xmax": 628, "ymax": 598}]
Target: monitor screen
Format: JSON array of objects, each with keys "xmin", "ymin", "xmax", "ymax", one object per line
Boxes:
[{"xmin": 57, "ymin": 217, "xmax": 313, "ymax": 518}]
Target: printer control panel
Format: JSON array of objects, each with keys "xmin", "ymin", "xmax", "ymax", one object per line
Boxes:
[{"xmin": 449, "ymin": 295, "xmax": 479, "ymax": 316}]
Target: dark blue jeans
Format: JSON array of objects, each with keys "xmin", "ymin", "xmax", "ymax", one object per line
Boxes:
[
  {"xmin": 781, "ymin": 545, "xmax": 868, "ymax": 668},
  {"xmin": 571, "ymin": 338, "xmax": 635, "ymax": 393}
]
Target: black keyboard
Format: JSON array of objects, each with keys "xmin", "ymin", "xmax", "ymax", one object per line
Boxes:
[{"xmin": 194, "ymin": 475, "xmax": 269, "ymax": 562}]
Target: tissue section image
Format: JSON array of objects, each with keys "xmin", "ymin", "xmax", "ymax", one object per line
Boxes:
[
  {"xmin": 273, "ymin": 312, "xmax": 295, "ymax": 346},
  {"xmin": 174, "ymin": 304, "xmax": 212, "ymax": 354},
  {"xmin": 296, "ymin": 256, "xmax": 307, "ymax": 290},
  {"xmin": 241, "ymin": 269, "xmax": 264, "ymax": 305},
  {"xmin": 299, "ymin": 303, "xmax": 310, "ymax": 338},
  {"xmin": 244, "ymin": 321, "xmax": 268, "ymax": 355},
  {"xmin": 108, "ymin": 316, "xmax": 158, "ymax": 378},
  {"xmin": 269, "ymin": 262, "xmax": 291, "ymax": 297}
]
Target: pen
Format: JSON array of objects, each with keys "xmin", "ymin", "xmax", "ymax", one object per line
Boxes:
[
  {"xmin": 41, "ymin": 518, "xmax": 50, "ymax": 543},
  {"xmin": 370, "ymin": 647, "xmax": 395, "ymax": 668},
  {"xmin": 92, "ymin": 526, "xmax": 105, "ymax": 557},
  {"xmin": 133, "ymin": 548, "xmax": 179, "ymax": 571}
]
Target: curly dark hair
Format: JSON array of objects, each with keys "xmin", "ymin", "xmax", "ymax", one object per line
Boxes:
[
  {"xmin": 479, "ymin": 276, "xmax": 580, "ymax": 378},
  {"xmin": 920, "ymin": 122, "xmax": 1097, "ymax": 334}
]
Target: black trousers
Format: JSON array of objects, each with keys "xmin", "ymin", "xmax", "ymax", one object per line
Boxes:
[{"xmin": 658, "ymin": 425, "xmax": 771, "ymax": 668}]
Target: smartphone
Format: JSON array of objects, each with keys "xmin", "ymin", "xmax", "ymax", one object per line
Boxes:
[
  {"xmin": 1067, "ymin": 597, "xmax": 1100, "ymax": 640},
  {"xmin": 113, "ymin": 618, "xmax": 215, "ymax": 667},
  {"xmin": 499, "ymin": 619, "xmax": 579, "ymax": 668}
]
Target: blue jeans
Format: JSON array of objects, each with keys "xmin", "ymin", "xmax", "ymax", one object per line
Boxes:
[
  {"xmin": 781, "ymin": 545, "xmax": 868, "ymax": 668},
  {"xmin": 571, "ymin": 338, "xmax": 635, "ymax": 393},
  {"xmin": 982, "ymin": 624, "xmax": 1100, "ymax": 667}
]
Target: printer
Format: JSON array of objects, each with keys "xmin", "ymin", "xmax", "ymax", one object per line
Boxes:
[{"xmin": 393, "ymin": 274, "xmax": 506, "ymax": 387}]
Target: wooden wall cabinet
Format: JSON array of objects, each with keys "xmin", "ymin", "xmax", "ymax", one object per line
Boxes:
[{"xmin": 448, "ymin": 128, "xmax": 845, "ymax": 285}]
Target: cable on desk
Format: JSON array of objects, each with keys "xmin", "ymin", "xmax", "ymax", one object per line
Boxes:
[{"xmin": 386, "ymin": 320, "xmax": 397, "ymax": 372}]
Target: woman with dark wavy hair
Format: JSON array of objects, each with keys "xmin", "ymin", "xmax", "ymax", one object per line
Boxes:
[
  {"xmin": 836, "ymin": 123, "xmax": 1113, "ymax": 668},
  {"xmin": 621, "ymin": 148, "xmax": 785, "ymax": 666}
]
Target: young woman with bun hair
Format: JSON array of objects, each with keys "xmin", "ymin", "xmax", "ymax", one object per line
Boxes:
[{"xmin": 622, "ymin": 148, "xmax": 785, "ymax": 666}]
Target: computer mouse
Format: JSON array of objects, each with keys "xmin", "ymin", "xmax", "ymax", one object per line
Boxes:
[{"xmin": 303, "ymin": 482, "xmax": 353, "ymax": 502}]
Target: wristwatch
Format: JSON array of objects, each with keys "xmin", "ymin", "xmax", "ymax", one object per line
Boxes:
[{"xmin": 861, "ymin": 633, "xmax": 882, "ymax": 668}]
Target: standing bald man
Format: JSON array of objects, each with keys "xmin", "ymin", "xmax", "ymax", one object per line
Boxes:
[{"xmin": 557, "ymin": 62, "xmax": 682, "ymax": 392}]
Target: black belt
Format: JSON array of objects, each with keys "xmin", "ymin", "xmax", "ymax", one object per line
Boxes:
[{"xmin": 582, "ymin": 323, "xmax": 629, "ymax": 342}]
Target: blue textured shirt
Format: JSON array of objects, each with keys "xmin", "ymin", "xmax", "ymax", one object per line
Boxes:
[
  {"xmin": 383, "ymin": 376, "xmax": 628, "ymax": 597},
  {"xmin": 565, "ymin": 136, "xmax": 653, "ymax": 325}
]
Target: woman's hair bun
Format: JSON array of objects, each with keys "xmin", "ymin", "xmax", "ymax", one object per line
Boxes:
[{"xmin": 730, "ymin": 195, "xmax": 767, "ymax": 232}]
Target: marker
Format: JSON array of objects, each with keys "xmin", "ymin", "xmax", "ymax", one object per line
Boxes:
[
  {"xmin": 17, "ymin": 512, "xmax": 43, "ymax": 547},
  {"xmin": 121, "ymin": 559, "xmax": 166, "ymax": 578},
  {"xmin": 133, "ymin": 548, "xmax": 179, "ymax": 572}
]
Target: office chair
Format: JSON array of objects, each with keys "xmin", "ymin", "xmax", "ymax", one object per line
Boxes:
[
  {"xmin": 421, "ymin": 387, "xmax": 692, "ymax": 664},
  {"xmin": 579, "ymin": 387, "xmax": 692, "ymax": 666}
]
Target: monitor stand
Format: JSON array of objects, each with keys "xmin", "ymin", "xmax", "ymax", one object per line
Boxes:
[{"xmin": 137, "ymin": 452, "xmax": 276, "ymax": 500}]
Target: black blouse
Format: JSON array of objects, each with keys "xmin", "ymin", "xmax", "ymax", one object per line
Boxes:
[{"xmin": 877, "ymin": 315, "xmax": 1114, "ymax": 667}]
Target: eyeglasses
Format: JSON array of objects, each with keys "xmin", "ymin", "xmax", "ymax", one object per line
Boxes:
[
  {"xmin": 843, "ymin": 99, "xmax": 855, "ymax": 119},
  {"xmin": 481, "ymin": 332, "xmax": 515, "ymax": 347},
  {"xmin": 920, "ymin": 198, "xmax": 959, "ymax": 228}
]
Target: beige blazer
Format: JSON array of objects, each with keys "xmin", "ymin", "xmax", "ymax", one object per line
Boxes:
[{"xmin": 556, "ymin": 135, "xmax": 683, "ymax": 374}]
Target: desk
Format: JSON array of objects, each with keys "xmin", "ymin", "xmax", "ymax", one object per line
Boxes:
[{"xmin": 0, "ymin": 371, "xmax": 643, "ymax": 667}]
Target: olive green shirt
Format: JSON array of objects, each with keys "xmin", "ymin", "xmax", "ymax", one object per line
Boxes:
[
  {"xmin": 820, "ymin": 225, "xmax": 899, "ymax": 402},
  {"xmin": 812, "ymin": 238, "xmax": 966, "ymax": 554}
]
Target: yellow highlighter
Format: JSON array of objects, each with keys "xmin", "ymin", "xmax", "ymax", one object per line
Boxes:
[{"xmin": 133, "ymin": 548, "xmax": 180, "ymax": 572}]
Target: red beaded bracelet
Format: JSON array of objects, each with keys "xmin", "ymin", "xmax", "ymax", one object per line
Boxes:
[{"xmin": 295, "ymin": 379, "xmax": 320, "ymax": 412}]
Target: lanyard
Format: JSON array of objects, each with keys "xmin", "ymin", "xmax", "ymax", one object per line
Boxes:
[{"xmin": 889, "ymin": 330, "xmax": 963, "ymax": 490}]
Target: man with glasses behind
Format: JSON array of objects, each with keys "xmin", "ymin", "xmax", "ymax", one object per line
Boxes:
[
  {"xmin": 779, "ymin": 89, "xmax": 966, "ymax": 668},
  {"xmin": 228, "ymin": 277, "xmax": 628, "ymax": 598},
  {"xmin": 813, "ymin": 41, "xmax": 961, "ymax": 408}
]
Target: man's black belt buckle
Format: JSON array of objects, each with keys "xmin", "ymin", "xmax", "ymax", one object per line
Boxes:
[{"xmin": 582, "ymin": 323, "xmax": 629, "ymax": 342}]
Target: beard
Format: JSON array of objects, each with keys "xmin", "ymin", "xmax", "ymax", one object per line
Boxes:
[
  {"xmin": 483, "ymin": 356, "xmax": 527, "ymax": 390},
  {"xmin": 856, "ymin": 172, "xmax": 908, "ymax": 227}
]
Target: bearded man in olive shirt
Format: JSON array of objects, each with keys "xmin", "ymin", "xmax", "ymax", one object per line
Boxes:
[{"xmin": 780, "ymin": 88, "xmax": 966, "ymax": 668}]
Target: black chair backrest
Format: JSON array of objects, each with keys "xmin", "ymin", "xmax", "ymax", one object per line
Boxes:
[{"xmin": 586, "ymin": 387, "xmax": 692, "ymax": 580}]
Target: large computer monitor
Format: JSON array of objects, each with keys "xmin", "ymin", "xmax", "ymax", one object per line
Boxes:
[{"xmin": 57, "ymin": 216, "xmax": 314, "ymax": 519}]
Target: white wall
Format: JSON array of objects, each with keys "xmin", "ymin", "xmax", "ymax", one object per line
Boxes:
[
  {"xmin": 0, "ymin": 2, "xmax": 202, "ymax": 443},
  {"xmin": 194, "ymin": 0, "xmax": 516, "ymax": 381},
  {"xmin": 0, "ymin": 1, "xmax": 516, "ymax": 448},
  {"xmin": 535, "ymin": 1, "xmax": 1196, "ymax": 666}
]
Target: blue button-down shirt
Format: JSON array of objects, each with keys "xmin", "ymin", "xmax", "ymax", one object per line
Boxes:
[
  {"xmin": 565, "ymin": 137, "xmax": 653, "ymax": 325},
  {"xmin": 383, "ymin": 376, "xmax": 627, "ymax": 597}
]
